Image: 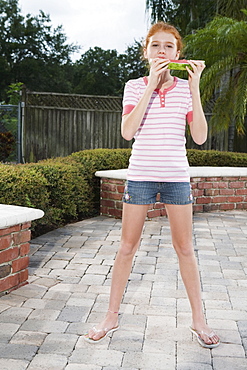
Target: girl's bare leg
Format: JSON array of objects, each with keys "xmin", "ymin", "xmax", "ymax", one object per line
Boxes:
[
  {"xmin": 165, "ymin": 203, "xmax": 219, "ymax": 345},
  {"xmin": 87, "ymin": 203, "xmax": 149, "ymax": 341}
]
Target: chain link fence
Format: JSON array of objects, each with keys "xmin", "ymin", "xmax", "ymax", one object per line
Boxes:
[{"xmin": 0, "ymin": 104, "xmax": 21, "ymax": 163}]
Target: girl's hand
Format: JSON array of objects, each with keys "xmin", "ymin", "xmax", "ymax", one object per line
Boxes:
[
  {"xmin": 186, "ymin": 60, "xmax": 206, "ymax": 92},
  {"xmin": 147, "ymin": 58, "xmax": 170, "ymax": 90}
]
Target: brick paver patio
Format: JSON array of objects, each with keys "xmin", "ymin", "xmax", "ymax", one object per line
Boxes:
[{"xmin": 0, "ymin": 210, "xmax": 246, "ymax": 369}]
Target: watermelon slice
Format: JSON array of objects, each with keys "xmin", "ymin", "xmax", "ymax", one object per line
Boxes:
[
  {"xmin": 167, "ymin": 59, "xmax": 192, "ymax": 70},
  {"xmin": 167, "ymin": 59, "xmax": 205, "ymax": 70}
]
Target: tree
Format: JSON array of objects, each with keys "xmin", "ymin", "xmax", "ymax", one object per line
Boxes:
[
  {"xmin": 168, "ymin": 0, "xmax": 216, "ymax": 35},
  {"xmin": 118, "ymin": 40, "xmax": 147, "ymax": 84},
  {"xmin": 146, "ymin": 0, "xmax": 217, "ymax": 35},
  {"xmin": 146, "ymin": 0, "xmax": 174, "ymax": 23},
  {"xmin": 6, "ymin": 82, "xmax": 23, "ymax": 105},
  {"xmin": 145, "ymin": 0, "xmax": 247, "ymax": 35},
  {"xmin": 145, "ymin": 1, "xmax": 247, "ymax": 151},
  {"xmin": 184, "ymin": 11, "xmax": 247, "ymax": 150},
  {"xmin": 73, "ymin": 42, "xmax": 147, "ymax": 96},
  {"xmin": 0, "ymin": 0, "xmax": 79, "ymax": 100},
  {"xmin": 216, "ymin": 0, "xmax": 247, "ymax": 20},
  {"xmin": 73, "ymin": 47, "xmax": 123, "ymax": 96}
]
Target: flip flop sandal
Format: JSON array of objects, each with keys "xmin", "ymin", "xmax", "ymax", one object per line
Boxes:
[
  {"xmin": 189, "ymin": 326, "xmax": 220, "ymax": 349},
  {"xmin": 83, "ymin": 325, "xmax": 119, "ymax": 344}
]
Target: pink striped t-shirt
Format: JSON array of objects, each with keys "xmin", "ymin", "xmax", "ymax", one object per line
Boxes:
[{"xmin": 122, "ymin": 76, "xmax": 193, "ymax": 182}]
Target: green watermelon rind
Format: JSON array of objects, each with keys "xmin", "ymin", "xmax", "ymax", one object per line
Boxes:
[{"xmin": 167, "ymin": 62, "xmax": 192, "ymax": 71}]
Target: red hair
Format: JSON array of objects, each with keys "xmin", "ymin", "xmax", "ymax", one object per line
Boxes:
[{"xmin": 144, "ymin": 22, "xmax": 183, "ymax": 52}]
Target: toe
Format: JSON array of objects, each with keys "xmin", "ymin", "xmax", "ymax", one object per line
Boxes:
[
  {"xmin": 198, "ymin": 331, "xmax": 218, "ymax": 345},
  {"xmin": 201, "ymin": 334, "xmax": 213, "ymax": 345},
  {"xmin": 93, "ymin": 331, "xmax": 105, "ymax": 341},
  {"xmin": 92, "ymin": 326, "xmax": 109, "ymax": 341},
  {"xmin": 211, "ymin": 333, "xmax": 220, "ymax": 344},
  {"xmin": 203, "ymin": 332, "xmax": 220, "ymax": 345},
  {"xmin": 87, "ymin": 329, "xmax": 95, "ymax": 340}
]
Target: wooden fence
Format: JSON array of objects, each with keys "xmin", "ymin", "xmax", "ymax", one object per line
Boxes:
[
  {"xmin": 21, "ymin": 89, "xmax": 131, "ymax": 163},
  {"xmin": 21, "ymin": 89, "xmax": 246, "ymax": 163}
]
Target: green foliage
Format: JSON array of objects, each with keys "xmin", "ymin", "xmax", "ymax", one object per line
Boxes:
[
  {"xmin": 118, "ymin": 40, "xmax": 148, "ymax": 83},
  {"xmin": 2, "ymin": 0, "xmax": 247, "ymax": 101},
  {"xmin": 216, "ymin": 0, "xmax": 247, "ymax": 20},
  {"xmin": 0, "ymin": 164, "xmax": 49, "ymax": 209},
  {"xmin": 0, "ymin": 2, "xmax": 146, "ymax": 98},
  {"xmin": 171, "ymin": 0, "xmax": 215, "ymax": 35},
  {"xmin": 0, "ymin": 159, "xmax": 93, "ymax": 236},
  {"xmin": 0, "ymin": 148, "xmax": 132, "ymax": 236},
  {"xmin": 70, "ymin": 148, "xmax": 131, "ymax": 173},
  {"xmin": 0, "ymin": 83, "xmax": 22, "ymax": 163},
  {"xmin": 0, "ymin": 131, "xmax": 15, "ymax": 161},
  {"xmin": 24, "ymin": 160, "xmax": 93, "ymax": 234},
  {"xmin": 0, "ymin": 0, "xmax": 78, "ymax": 100},
  {"xmin": 73, "ymin": 44, "xmax": 147, "ymax": 96},
  {"xmin": 68, "ymin": 148, "xmax": 131, "ymax": 210},
  {"xmin": 145, "ymin": 1, "xmax": 247, "ymax": 35},
  {"xmin": 0, "ymin": 164, "xmax": 50, "ymax": 236},
  {"xmin": 0, "ymin": 148, "xmax": 246, "ymax": 237},
  {"xmin": 146, "ymin": 0, "xmax": 174, "ymax": 24},
  {"xmin": 184, "ymin": 15, "xmax": 247, "ymax": 135},
  {"xmin": 146, "ymin": 0, "xmax": 217, "ymax": 35},
  {"xmin": 51, "ymin": 149, "xmax": 131, "ymax": 233},
  {"xmin": 6, "ymin": 82, "xmax": 23, "ymax": 105},
  {"xmin": 187, "ymin": 149, "xmax": 247, "ymax": 166},
  {"xmin": 73, "ymin": 47, "xmax": 123, "ymax": 96}
]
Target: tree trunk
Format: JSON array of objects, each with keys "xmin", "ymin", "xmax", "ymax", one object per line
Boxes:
[{"xmin": 228, "ymin": 118, "xmax": 235, "ymax": 151}]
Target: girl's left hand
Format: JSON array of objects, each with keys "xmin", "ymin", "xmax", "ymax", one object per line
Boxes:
[{"xmin": 186, "ymin": 60, "xmax": 205, "ymax": 91}]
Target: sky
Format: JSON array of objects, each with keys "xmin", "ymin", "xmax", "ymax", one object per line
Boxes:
[{"xmin": 18, "ymin": 0, "xmax": 149, "ymax": 61}]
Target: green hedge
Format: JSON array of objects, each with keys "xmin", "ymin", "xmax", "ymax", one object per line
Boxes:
[
  {"xmin": 0, "ymin": 148, "xmax": 246, "ymax": 237},
  {"xmin": 24, "ymin": 160, "xmax": 93, "ymax": 235},
  {"xmin": 0, "ymin": 149, "xmax": 131, "ymax": 236},
  {"xmin": 187, "ymin": 149, "xmax": 247, "ymax": 167},
  {"xmin": 57, "ymin": 148, "xmax": 132, "ymax": 211},
  {"xmin": 0, "ymin": 165, "xmax": 49, "ymax": 209}
]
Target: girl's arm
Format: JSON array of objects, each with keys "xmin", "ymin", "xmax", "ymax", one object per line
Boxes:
[
  {"xmin": 121, "ymin": 86, "xmax": 153, "ymax": 141},
  {"xmin": 121, "ymin": 58, "xmax": 169, "ymax": 141},
  {"xmin": 187, "ymin": 61, "xmax": 208, "ymax": 145}
]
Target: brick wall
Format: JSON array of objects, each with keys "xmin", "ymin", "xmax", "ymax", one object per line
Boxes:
[
  {"xmin": 99, "ymin": 176, "xmax": 247, "ymax": 218},
  {"xmin": 0, "ymin": 222, "xmax": 31, "ymax": 295}
]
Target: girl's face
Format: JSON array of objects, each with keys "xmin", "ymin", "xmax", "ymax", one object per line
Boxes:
[{"xmin": 144, "ymin": 31, "xmax": 180, "ymax": 62}]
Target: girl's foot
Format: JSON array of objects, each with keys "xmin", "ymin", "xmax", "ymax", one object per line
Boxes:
[
  {"xmin": 84, "ymin": 310, "xmax": 119, "ymax": 343},
  {"xmin": 190, "ymin": 321, "xmax": 220, "ymax": 348}
]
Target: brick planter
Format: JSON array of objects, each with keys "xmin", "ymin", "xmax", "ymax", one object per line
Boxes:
[
  {"xmin": 0, "ymin": 204, "xmax": 44, "ymax": 295},
  {"xmin": 95, "ymin": 167, "xmax": 247, "ymax": 218}
]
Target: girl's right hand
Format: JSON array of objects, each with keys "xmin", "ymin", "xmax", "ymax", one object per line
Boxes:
[{"xmin": 147, "ymin": 58, "xmax": 169, "ymax": 90}]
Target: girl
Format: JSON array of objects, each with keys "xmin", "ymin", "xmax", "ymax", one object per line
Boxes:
[{"xmin": 84, "ymin": 22, "xmax": 220, "ymax": 349}]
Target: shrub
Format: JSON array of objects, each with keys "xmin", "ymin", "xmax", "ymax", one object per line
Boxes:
[
  {"xmin": 187, "ymin": 149, "xmax": 247, "ymax": 167},
  {"xmin": 70, "ymin": 148, "xmax": 131, "ymax": 176},
  {"xmin": 25, "ymin": 160, "xmax": 93, "ymax": 235},
  {"xmin": 0, "ymin": 164, "xmax": 49, "ymax": 218},
  {"xmin": 0, "ymin": 148, "xmax": 246, "ymax": 238},
  {"xmin": 61, "ymin": 148, "xmax": 131, "ymax": 210}
]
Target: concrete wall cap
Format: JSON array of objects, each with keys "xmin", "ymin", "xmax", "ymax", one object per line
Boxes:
[
  {"xmin": 95, "ymin": 167, "xmax": 247, "ymax": 180},
  {"xmin": 0, "ymin": 204, "xmax": 44, "ymax": 229}
]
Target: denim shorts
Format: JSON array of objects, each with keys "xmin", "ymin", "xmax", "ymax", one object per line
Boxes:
[{"xmin": 123, "ymin": 180, "xmax": 193, "ymax": 205}]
